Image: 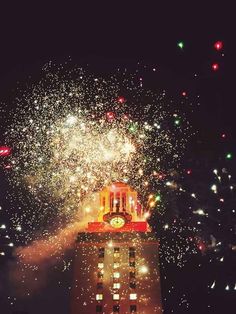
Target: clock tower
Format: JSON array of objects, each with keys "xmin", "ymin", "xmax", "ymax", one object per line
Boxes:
[{"xmin": 71, "ymin": 182, "xmax": 163, "ymax": 314}]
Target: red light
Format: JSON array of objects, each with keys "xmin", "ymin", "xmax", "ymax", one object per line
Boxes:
[
  {"xmin": 118, "ymin": 96, "xmax": 125, "ymax": 104},
  {"xmin": 87, "ymin": 221, "xmax": 148, "ymax": 232},
  {"xmin": 221, "ymin": 133, "xmax": 226, "ymax": 138},
  {"xmin": 154, "ymin": 172, "xmax": 166, "ymax": 180},
  {"xmin": 214, "ymin": 41, "xmax": 223, "ymax": 51},
  {"xmin": 182, "ymin": 91, "xmax": 187, "ymax": 97},
  {"xmin": 198, "ymin": 242, "xmax": 205, "ymax": 252},
  {"xmin": 187, "ymin": 169, "xmax": 192, "ymax": 175},
  {"xmin": 0, "ymin": 146, "xmax": 11, "ymax": 156},
  {"xmin": 212, "ymin": 63, "xmax": 219, "ymax": 71},
  {"xmin": 4, "ymin": 164, "xmax": 12, "ymax": 169},
  {"xmin": 106, "ymin": 112, "xmax": 115, "ymax": 121}
]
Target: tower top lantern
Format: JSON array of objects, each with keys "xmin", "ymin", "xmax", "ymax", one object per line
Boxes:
[{"xmin": 87, "ymin": 182, "xmax": 148, "ymax": 232}]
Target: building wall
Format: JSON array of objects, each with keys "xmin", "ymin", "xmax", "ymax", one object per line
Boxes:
[{"xmin": 71, "ymin": 232, "xmax": 162, "ymax": 314}]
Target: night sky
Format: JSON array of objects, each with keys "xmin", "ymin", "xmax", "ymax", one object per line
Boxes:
[{"xmin": 0, "ymin": 3, "xmax": 236, "ymax": 314}]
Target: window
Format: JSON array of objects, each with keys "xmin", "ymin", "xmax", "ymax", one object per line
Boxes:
[
  {"xmin": 113, "ymin": 272, "xmax": 120, "ymax": 279},
  {"xmin": 113, "ymin": 262, "xmax": 120, "ymax": 269},
  {"xmin": 97, "ymin": 282, "xmax": 103, "ymax": 289},
  {"xmin": 129, "ymin": 251, "xmax": 135, "ymax": 258},
  {"xmin": 130, "ymin": 305, "xmax": 137, "ymax": 313},
  {"xmin": 98, "ymin": 262, "xmax": 104, "ymax": 269},
  {"xmin": 129, "ymin": 248, "xmax": 135, "ymax": 258},
  {"xmin": 114, "ymin": 247, "xmax": 120, "ymax": 258},
  {"xmin": 96, "ymin": 294, "xmax": 103, "ymax": 301},
  {"xmin": 130, "ymin": 293, "xmax": 137, "ymax": 300},
  {"xmin": 113, "ymin": 305, "xmax": 120, "ymax": 312},
  {"xmin": 130, "ymin": 282, "xmax": 136, "ymax": 289},
  {"xmin": 129, "ymin": 271, "xmax": 135, "ymax": 279},
  {"xmin": 96, "ymin": 305, "xmax": 103, "ymax": 312},
  {"xmin": 98, "ymin": 248, "xmax": 105, "ymax": 258},
  {"xmin": 113, "ymin": 282, "xmax": 121, "ymax": 289},
  {"xmin": 130, "ymin": 266, "xmax": 135, "ymax": 273},
  {"xmin": 113, "ymin": 293, "xmax": 120, "ymax": 300}
]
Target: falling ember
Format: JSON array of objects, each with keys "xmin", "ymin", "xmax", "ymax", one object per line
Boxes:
[
  {"xmin": 0, "ymin": 146, "xmax": 11, "ymax": 156},
  {"xmin": 214, "ymin": 40, "xmax": 223, "ymax": 51},
  {"xmin": 212, "ymin": 63, "xmax": 219, "ymax": 71},
  {"xmin": 117, "ymin": 96, "xmax": 125, "ymax": 103}
]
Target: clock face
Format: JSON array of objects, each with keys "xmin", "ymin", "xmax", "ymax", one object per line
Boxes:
[{"xmin": 110, "ymin": 216, "xmax": 126, "ymax": 229}]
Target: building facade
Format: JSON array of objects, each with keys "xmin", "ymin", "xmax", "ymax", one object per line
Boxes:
[{"xmin": 71, "ymin": 182, "xmax": 162, "ymax": 314}]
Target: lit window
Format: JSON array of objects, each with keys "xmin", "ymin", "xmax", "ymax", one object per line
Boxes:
[
  {"xmin": 98, "ymin": 262, "xmax": 104, "ymax": 269},
  {"xmin": 130, "ymin": 293, "xmax": 137, "ymax": 300},
  {"xmin": 113, "ymin": 293, "xmax": 120, "ymax": 300},
  {"xmin": 114, "ymin": 247, "xmax": 120, "ymax": 258},
  {"xmin": 96, "ymin": 294, "xmax": 103, "ymax": 301},
  {"xmin": 113, "ymin": 272, "xmax": 120, "ymax": 279},
  {"xmin": 114, "ymin": 262, "xmax": 120, "ymax": 269},
  {"xmin": 113, "ymin": 283, "xmax": 121, "ymax": 289}
]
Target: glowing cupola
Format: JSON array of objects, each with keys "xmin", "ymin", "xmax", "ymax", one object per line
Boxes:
[{"xmin": 87, "ymin": 182, "xmax": 147, "ymax": 232}]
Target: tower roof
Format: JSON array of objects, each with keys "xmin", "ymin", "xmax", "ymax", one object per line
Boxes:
[{"xmin": 101, "ymin": 181, "xmax": 135, "ymax": 192}]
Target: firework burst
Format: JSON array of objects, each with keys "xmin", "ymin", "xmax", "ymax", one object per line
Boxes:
[{"xmin": 3, "ymin": 65, "xmax": 189, "ymax": 242}]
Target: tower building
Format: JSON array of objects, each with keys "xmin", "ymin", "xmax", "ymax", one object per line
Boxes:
[{"xmin": 71, "ymin": 182, "xmax": 162, "ymax": 314}]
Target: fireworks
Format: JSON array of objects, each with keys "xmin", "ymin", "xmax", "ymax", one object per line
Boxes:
[
  {"xmin": 2, "ymin": 65, "xmax": 189, "ymax": 245},
  {"xmin": 0, "ymin": 64, "xmax": 194, "ymax": 308}
]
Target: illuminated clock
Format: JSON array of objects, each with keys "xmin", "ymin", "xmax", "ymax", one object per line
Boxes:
[{"xmin": 110, "ymin": 216, "xmax": 126, "ymax": 229}]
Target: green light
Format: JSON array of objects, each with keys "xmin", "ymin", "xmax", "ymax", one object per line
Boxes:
[
  {"xmin": 175, "ymin": 119, "xmax": 180, "ymax": 125},
  {"xmin": 177, "ymin": 41, "xmax": 184, "ymax": 49},
  {"xmin": 129, "ymin": 123, "xmax": 137, "ymax": 133},
  {"xmin": 129, "ymin": 126, "xmax": 135, "ymax": 132},
  {"xmin": 155, "ymin": 195, "xmax": 161, "ymax": 201},
  {"xmin": 226, "ymin": 153, "xmax": 232, "ymax": 159}
]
